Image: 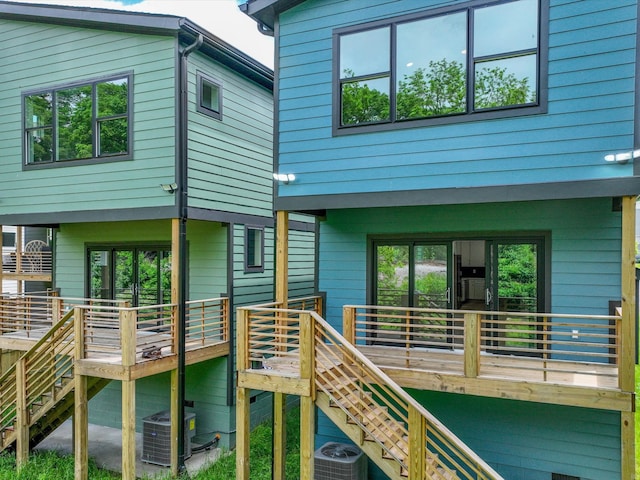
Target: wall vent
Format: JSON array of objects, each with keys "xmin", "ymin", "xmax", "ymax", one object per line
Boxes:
[
  {"xmin": 142, "ymin": 410, "xmax": 196, "ymax": 466},
  {"xmin": 552, "ymin": 474, "xmax": 580, "ymax": 480},
  {"xmin": 314, "ymin": 442, "xmax": 367, "ymax": 480}
]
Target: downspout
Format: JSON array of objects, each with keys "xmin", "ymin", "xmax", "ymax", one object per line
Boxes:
[{"xmin": 177, "ymin": 31, "xmax": 203, "ymax": 474}]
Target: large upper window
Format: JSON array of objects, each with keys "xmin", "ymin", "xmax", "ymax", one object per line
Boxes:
[
  {"xmin": 24, "ymin": 73, "xmax": 131, "ymax": 166},
  {"xmin": 335, "ymin": 0, "xmax": 544, "ymax": 132}
]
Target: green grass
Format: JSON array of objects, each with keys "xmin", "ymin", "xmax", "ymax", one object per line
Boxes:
[
  {"xmin": 0, "ymin": 407, "xmax": 301, "ymax": 480},
  {"xmin": 189, "ymin": 406, "xmax": 300, "ymax": 480},
  {"xmin": 0, "ymin": 450, "xmax": 119, "ymax": 480}
]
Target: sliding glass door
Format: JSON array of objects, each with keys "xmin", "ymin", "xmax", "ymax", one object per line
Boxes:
[
  {"xmin": 88, "ymin": 246, "xmax": 171, "ymax": 306},
  {"xmin": 374, "ymin": 243, "xmax": 451, "ymax": 309}
]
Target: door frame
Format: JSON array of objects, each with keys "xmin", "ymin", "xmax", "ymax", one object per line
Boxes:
[
  {"xmin": 367, "ymin": 231, "xmax": 551, "ymax": 312},
  {"xmin": 85, "ymin": 242, "xmax": 172, "ymax": 306}
]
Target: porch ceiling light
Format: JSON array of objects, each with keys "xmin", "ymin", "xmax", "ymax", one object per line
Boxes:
[
  {"xmin": 160, "ymin": 182, "xmax": 178, "ymax": 193},
  {"xmin": 273, "ymin": 173, "xmax": 296, "ymax": 184},
  {"xmin": 604, "ymin": 150, "xmax": 640, "ymax": 164}
]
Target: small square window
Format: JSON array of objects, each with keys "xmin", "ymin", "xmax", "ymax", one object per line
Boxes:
[
  {"xmin": 197, "ymin": 73, "xmax": 222, "ymax": 120},
  {"xmin": 245, "ymin": 226, "xmax": 264, "ymax": 273},
  {"xmin": 2, "ymin": 232, "xmax": 16, "ymax": 248}
]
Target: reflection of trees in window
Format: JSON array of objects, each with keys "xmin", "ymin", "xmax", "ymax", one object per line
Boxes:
[
  {"xmin": 475, "ymin": 65, "xmax": 534, "ymax": 110},
  {"xmin": 25, "ymin": 93, "xmax": 53, "ymax": 163},
  {"xmin": 57, "ymin": 85, "xmax": 92, "ymax": 160},
  {"xmin": 338, "ymin": 0, "xmax": 540, "ymax": 128},
  {"xmin": 24, "ymin": 75, "xmax": 129, "ymax": 164},
  {"xmin": 97, "ymin": 80, "xmax": 128, "ymax": 156},
  {"xmin": 344, "ymin": 60, "xmax": 533, "ymax": 124},
  {"xmin": 341, "ymin": 70, "xmax": 390, "ymax": 125},
  {"xmin": 396, "ymin": 61, "xmax": 466, "ymax": 120}
]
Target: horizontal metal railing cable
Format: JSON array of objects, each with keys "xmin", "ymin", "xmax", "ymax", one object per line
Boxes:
[
  {"xmin": 0, "ymin": 308, "xmax": 74, "ymax": 450},
  {"xmin": 347, "ymin": 305, "xmax": 620, "ymax": 387},
  {"xmin": 241, "ymin": 303, "xmax": 503, "ymax": 480}
]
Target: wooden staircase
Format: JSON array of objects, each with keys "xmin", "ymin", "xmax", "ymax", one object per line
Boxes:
[
  {"xmin": 0, "ymin": 309, "xmax": 110, "ymax": 455},
  {"xmin": 238, "ymin": 304, "xmax": 504, "ymax": 480}
]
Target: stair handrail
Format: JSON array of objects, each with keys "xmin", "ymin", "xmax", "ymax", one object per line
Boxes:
[
  {"xmin": 0, "ymin": 308, "xmax": 75, "ymax": 456},
  {"xmin": 240, "ymin": 304, "xmax": 503, "ymax": 480},
  {"xmin": 309, "ymin": 310, "xmax": 503, "ymax": 480}
]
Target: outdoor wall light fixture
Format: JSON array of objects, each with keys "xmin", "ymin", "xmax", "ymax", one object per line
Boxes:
[
  {"xmin": 160, "ymin": 182, "xmax": 178, "ymax": 193},
  {"xmin": 604, "ymin": 150, "xmax": 640, "ymax": 164},
  {"xmin": 273, "ymin": 173, "xmax": 296, "ymax": 184}
]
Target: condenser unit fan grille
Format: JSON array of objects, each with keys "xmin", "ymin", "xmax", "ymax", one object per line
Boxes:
[{"xmin": 314, "ymin": 442, "xmax": 367, "ymax": 480}]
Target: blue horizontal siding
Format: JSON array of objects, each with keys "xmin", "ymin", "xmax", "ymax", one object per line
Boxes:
[{"xmin": 275, "ymin": 0, "xmax": 637, "ymax": 199}]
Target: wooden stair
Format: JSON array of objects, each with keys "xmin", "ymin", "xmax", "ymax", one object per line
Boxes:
[
  {"xmin": 316, "ymin": 373, "xmax": 460, "ymax": 480},
  {"xmin": 0, "ymin": 309, "xmax": 111, "ymax": 455},
  {"xmin": 308, "ymin": 314, "xmax": 502, "ymax": 480}
]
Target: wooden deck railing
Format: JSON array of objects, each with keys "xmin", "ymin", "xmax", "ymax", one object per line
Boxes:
[
  {"xmin": 2, "ymin": 238, "xmax": 52, "ymax": 275},
  {"xmin": 343, "ymin": 305, "xmax": 621, "ymax": 389},
  {"xmin": 0, "ymin": 293, "xmax": 126, "ymax": 336},
  {"xmin": 0, "ymin": 309, "xmax": 75, "ymax": 460},
  {"xmin": 74, "ymin": 297, "xmax": 229, "ymax": 361},
  {"xmin": 238, "ymin": 302, "xmax": 502, "ymax": 480}
]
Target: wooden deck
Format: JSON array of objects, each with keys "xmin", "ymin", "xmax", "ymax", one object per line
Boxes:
[
  {"xmin": 238, "ymin": 302, "xmax": 633, "ymax": 412},
  {"xmin": 0, "ymin": 295, "xmax": 230, "ymax": 380}
]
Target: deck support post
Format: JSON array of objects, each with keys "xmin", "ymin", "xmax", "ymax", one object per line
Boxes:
[
  {"xmin": 620, "ymin": 195, "xmax": 636, "ymax": 479},
  {"xmin": 122, "ymin": 379, "xmax": 136, "ymax": 480},
  {"xmin": 15, "ymin": 356, "xmax": 28, "ymax": 469},
  {"xmin": 121, "ymin": 309, "xmax": 137, "ymax": 480},
  {"xmin": 236, "ymin": 386, "xmax": 250, "ymax": 480},
  {"xmin": 300, "ymin": 312, "xmax": 315, "ymax": 480},
  {"xmin": 273, "ymin": 210, "xmax": 289, "ymax": 480},
  {"xmin": 73, "ymin": 307, "xmax": 88, "ymax": 480}
]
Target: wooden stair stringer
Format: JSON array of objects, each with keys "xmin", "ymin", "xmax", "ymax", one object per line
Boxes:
[
  {"xmin": 29, "ymin": 376, "xmax": 111, "ymax": 449},
  {"xmin": 316, "ymin": 391, "xmax": 406, "ymax": 480}
]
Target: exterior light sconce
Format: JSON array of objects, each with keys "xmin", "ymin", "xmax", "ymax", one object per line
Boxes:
[
  {"xmin": 160, "ymin": 182, "xmax": 178, "ymax": 193},
  {"xmin": 273, "ymin": 173, "xmax": 296, "ymax": 184},
  {"xmin": 604, "ymin": 150, "xmax": 640, "ymax": 164}
]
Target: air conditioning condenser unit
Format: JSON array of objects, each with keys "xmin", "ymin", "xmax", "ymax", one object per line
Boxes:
[
  {"xmin": 142, "ymin": 410, "xmax": 196, "ymax": 466},
  {"xmin": 314, "ymin": 442, "xmax": 367, "ymax": 480}
]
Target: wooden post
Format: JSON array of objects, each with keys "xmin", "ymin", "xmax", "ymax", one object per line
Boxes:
[
  {"xmin": 300, "ymin": 395, "xmax": 315, "ymax": 480},
  {"xmin": 170, "ymin": 218, "xmax": 180, "ymax": 476},
  {"xmin": 620, "ymin": 195, "xmax": 636, "ymax": 479},
  {"xmin": 121, "ymin": 380, "xmax": 136, "ymax": 480},
  {"xmin": 120, "ymin": 309, "xmax": 137, "ymax": 480},
  {"xmin": 15, "ymin": 356, "xmax": 29, "ymax": 469},
  {"xmin": 408, "ymin": 405, "xmax": 426, "ymax": 480},
  {"xmin": 299, "ymin": 312, "xmax": 315, "ymax": 479},
  {"xmin": 73, "ymin": 307, "xmax": 88, "ymax": 480},
  {"xmin": 343, "ymin": 306, "xmax": 355, "ymax": 344},
  {"xmin": 273, "ymin": 210, "xmax": 289, "ymax": 480},
  {"xmin": 16, "ymin": 227, "xmax": 23, "ymax": 294},
  {"xmin": 236, "ymin": 387, "xmax": 250, "ymax": 480},
  {"xmin": 463, "ymin": 313, "xmax": 479, "ymax": 378},
  {"xmin": 275, "ymin": 210, "xmax": 289, "ymax": 306}
]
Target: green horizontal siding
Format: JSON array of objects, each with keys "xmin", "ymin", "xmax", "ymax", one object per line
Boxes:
[
  {"xmin": 0, "ymin": 19, "xmax": 177, "ymax": 215},
  {"xmin": 187, "ymin": 52, "xmax": 273, "ymax": 217}
]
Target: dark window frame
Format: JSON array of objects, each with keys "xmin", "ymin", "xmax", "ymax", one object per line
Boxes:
[
  {"xmin": 244, "ymin": 225, "xmax": 265, "ymax": 273},
  {"xmin": 332, "ymin": 0, "xmax": 548, "ymax": 136},
  {"xmin": 196, "ymin": 72, "xmax": 223, "ymax": 120},
  {"xmin": 22, "ymin": 71, "xmax": 133, "ymax": 169}
]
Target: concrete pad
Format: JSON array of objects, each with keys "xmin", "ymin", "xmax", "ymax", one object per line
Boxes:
[{"xmin": 35, "ymin": 420, "xmax": 223, "ymax": 479}]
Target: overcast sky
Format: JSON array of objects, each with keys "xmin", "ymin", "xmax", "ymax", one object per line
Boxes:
[{"xmin": 4, "ymin": 0, "xmax": 274, "ymax": 67}]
